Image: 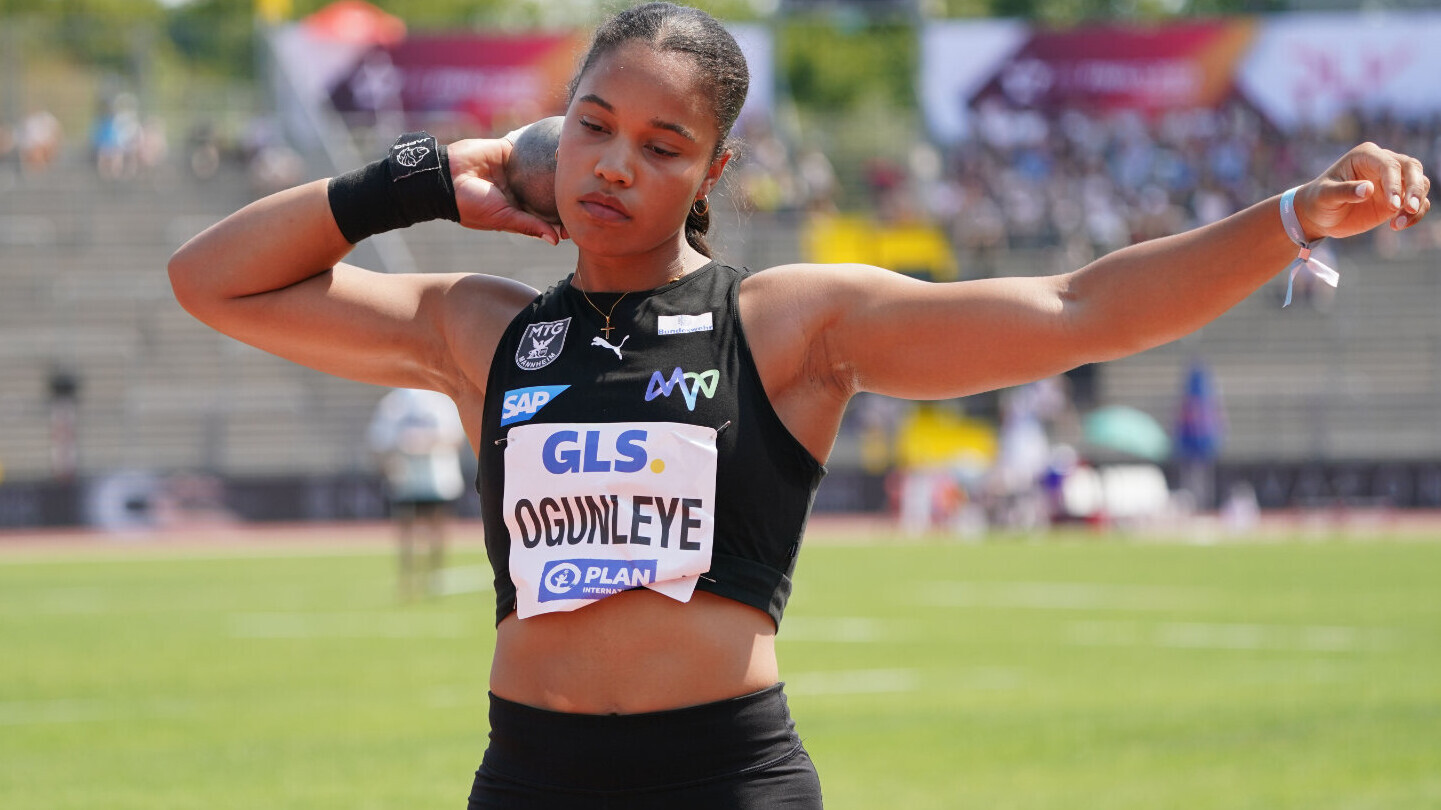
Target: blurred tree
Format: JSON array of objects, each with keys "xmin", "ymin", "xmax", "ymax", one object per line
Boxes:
[
  {"xmin": 167, "ymin": 0, "xmax": 260, "ymax": 77},
  {"xmin": 780, "ymin": 15, "xmax": 915, "ymax": 112},
  {"xmin": 0, "ymin": 0, "xmax": 165, "ymax": 70}
]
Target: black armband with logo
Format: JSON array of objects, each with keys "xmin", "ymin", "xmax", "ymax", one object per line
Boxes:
[{"xmin": 327, "ymin": 131, "xmax": 461, "ymax": 244}]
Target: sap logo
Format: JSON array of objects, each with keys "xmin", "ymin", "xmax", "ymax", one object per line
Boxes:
[
  {"xmin": 645, "ymin": 368, "xmax": 719, "ymax": 412},
  {"xmin": 542, "ymin": 429, "xmax": 649, "ymax": 474},
  {"xmin": 501, "ymin": 385, "xmax": 569, "ymax": 426},
  {"xmin": 539, "ymin": 558, "xmax": 657, "ymax": 601}
]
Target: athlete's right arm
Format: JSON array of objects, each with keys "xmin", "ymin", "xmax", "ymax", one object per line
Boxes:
[{"xmin": 167, "ymin": 137, "xmax": 557, "ymax": 396}]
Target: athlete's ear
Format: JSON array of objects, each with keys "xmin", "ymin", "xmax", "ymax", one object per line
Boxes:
[{"xmin": 697, "ymin": 150, "xmax": 731, "ymax": 200}]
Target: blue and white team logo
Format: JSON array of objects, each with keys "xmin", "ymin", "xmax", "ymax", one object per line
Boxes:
[
  {"xmin": 501, "ymin": 385, "xmax": 569, "ymax": 426},
  {"xmin": 646, "ymin": 367, "xmax": 720, "ymax": 411},
  {"xmin": 539, "ymin": 558, "xmax": 658, "ymax": 602},
  {"xmin": 516, "ymin": 317, "xmax": 570, "ymax": 371}
]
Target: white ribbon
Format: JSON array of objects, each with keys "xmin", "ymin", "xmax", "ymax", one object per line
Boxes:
[{"xmin": 1279, "ymin": 186, "xmax": 1339, "ymax": 308}]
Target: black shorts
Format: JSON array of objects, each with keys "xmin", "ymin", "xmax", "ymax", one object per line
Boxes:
[{"xmin": 468, "ymin": 683, "xmax": 824, "ymax": 809}]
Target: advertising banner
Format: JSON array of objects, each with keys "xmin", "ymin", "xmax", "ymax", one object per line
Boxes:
[
  {"xmin": 920, "ymin": 19, "xmax": 1030, "ymax": 144},
  {"xmin": 325, "ymin": 24, "xmax": 775, "ymax": 132},
  {"xmin": 923, "ymin": 12, "xmax": 1441, "ymax": 139},
  {"xmin": 1235, "ymin": 11, "xmax": 1441, "ymax": 132},
  {"xmin": 969, "ymin": 21, "xmax": 1257, "ymax": 115},
  {"xmin": 330, "ymin": 33, "xmax": 587, "ymax": 129}
]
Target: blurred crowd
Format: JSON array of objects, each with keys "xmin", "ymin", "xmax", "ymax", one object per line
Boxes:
[
  {"xmin": 934, "ymin": 101, "xmax": 1441, "ymax": 273},
  {"xmin": 0, "ymin": 89, "xmax": 305, "ymax": 198},
  {"xmin": 732, "ymin": 101, "xmax": 1441, "ymax": 277}
]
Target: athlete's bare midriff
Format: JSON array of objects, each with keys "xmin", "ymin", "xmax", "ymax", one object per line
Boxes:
[{"xmin": 489, "ymin": 589, "xmax": 779, "ymax": 714}]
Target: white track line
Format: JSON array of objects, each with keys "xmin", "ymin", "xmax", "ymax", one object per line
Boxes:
[
  {"xmin": 780, "ymin": 617, "xmax": 892, "ymax": 643},
  {"xmin": 786, "ymin": 668, "xmax": 919, "ymax": 696},
  {"xmin": 0, "ymin": 697, "xmax": 192, "ymax": 726},
  {"xmin": 919, "ymin": 581, "xmax": 1211, "ymax": 611},
  {"xmin": 1067, "ymin": 620, "xmax": 1400, "ymax": 652},
  {"xmin": 228, "ymin": 611, "xmax": 473, "ymax": 639}
]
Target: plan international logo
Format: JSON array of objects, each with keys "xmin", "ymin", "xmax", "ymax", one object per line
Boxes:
[{"xmin": 540, "ymin": 559, "xmax": 659, "ymax": 602}]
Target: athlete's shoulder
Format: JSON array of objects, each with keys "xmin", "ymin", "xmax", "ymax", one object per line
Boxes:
[
  {"xmin": 740, "ymin": 262, "xmax": 888, "ymax": 298},
  {"xmin": 432, "ymin": 272, "xmax": 543, "ymax": 396},
  {"xmin": 447, "ymin": 271, "xmax": 542, "ymax": 304}
]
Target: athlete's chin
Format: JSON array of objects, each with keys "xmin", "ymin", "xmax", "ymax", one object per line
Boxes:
[{"xmin": 567, "ymin": 229, "xmax": 662, "ymax": 258}]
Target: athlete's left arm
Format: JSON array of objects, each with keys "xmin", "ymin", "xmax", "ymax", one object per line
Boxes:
[{"xmin": 790, "ymin": 142, "xmax": 1430, "ymax": 401}]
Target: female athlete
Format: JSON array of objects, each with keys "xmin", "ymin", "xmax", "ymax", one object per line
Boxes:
[{"xmin": 169, "ymin": 3, "xmax": 1430, "ymax": 806}]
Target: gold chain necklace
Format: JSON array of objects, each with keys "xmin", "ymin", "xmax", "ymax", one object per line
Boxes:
[
  {"xmin": 574, "ymin": 267, "xmax": 629, "ymax": 341},
  {"xmin": 574, "ymin": 268, "xmax": 687, "ymax": 340}
]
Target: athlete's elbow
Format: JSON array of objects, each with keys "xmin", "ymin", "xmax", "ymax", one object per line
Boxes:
[
  {"xmin": 1059, "ymin": 291, "xmax": 1156, "ymax": 364},
  {"xmin": 167, "ymin": 245, "xmax": 224, "ymax": 324}
]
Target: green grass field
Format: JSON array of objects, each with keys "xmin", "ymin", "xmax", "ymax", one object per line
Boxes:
[{"xmin": 3, "ymin": 529, "xmax": 1439, "ymax": 809}]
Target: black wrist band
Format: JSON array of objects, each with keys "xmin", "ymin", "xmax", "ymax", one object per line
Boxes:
[{"xmin": 327, "ymin": 131, "xmax": 461, "ymax": 244}]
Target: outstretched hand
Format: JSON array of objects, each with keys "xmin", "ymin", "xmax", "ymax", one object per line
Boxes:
[
  {"xmin": 1295, "ymin": 142, "xmax": 1432, "ymax": 241},
  {"xmin": 446, "ymin": 138, "xmax": 566, "ymax": 245}
]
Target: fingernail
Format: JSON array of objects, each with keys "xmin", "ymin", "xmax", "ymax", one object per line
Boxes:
[
  {"xmin": 1409, "ymin": 196, "xmax": 1422, "ymax": 212},
  {"xmin": 1356, "ymin": 182, "xmax": 1372, "ymax": 197},
  {"xmin": 1391, "ymin": 194, "xmax": 1402, "ymax": 209},
  {"xmin": 1396, "ymin": 215, "xmax": 1409, "ymax": 229}
]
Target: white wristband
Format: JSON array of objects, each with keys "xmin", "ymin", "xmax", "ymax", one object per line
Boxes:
[{"xmin": 1279, "ymin": 186, "xmax": 1339, "ymax": 308}]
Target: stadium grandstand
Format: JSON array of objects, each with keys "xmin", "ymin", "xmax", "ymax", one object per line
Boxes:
[{"xmin": 2, "ymin": 2, "xmax": 1440, "ymax": 531}]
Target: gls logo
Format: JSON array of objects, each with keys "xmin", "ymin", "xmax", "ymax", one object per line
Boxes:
[
  {"xmin": 542, "ymin": 429, "xmax": 655, "ymax": 474},
  {"xmin": 645, "ymin": 368, "xmax": 719, "ymax": 412},
  {"xmin": 501, "ymin": 385, "xmax": 569, "ymax": 426}
]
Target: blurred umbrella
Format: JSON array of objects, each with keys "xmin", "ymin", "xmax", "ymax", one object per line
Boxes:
[
  {"xmin": 304, "ymin": 0, "xmax": 407, "ymax": 46},
  {"xmin": 1082, "ymin": 405, "xmax": 1170, "ymax": 462}
]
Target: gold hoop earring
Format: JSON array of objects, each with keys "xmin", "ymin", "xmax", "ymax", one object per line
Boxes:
[{"xmin": 692, "ymin": 198, "xmax": 709, "ymax": 216}]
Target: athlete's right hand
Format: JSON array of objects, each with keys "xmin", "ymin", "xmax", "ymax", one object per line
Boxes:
[{"xmin": 447, "ymin": 137, "xmax": 564, "ymax": 245}]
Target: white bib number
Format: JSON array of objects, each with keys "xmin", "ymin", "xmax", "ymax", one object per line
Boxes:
[{"xmin": 503, "ymin": 421, "xmax": 718, "ymax": 618}]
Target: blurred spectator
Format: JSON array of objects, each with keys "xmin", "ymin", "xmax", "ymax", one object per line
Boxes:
[
  {"xmin": 367, "ymin": 388, "xmax": 468, "ymax": 602},
  {"xmin": 186, "ymin": 121, "xmax": 222, "ymax": 180},
  {"xmin": 138, "ymin": 116, "xmax": 169, "ymax": 175},
  {"xmin": 989, "ymin": 377, "xmax": 1069, "ymax": 529},
  {"xmin": 248, "ymin": 143, "xmax": 304, "ymax": 197},
  {"xmin": 1221, "ymin": 480, "xmax": 1261, "ymax": 533},
  {"xmin": 18, "ymin": 109, "xmax": 62, "ymax": 172},
  {"xmin": 1174, "ymin": 359, "xmax": 1225, "ymax": 511},
  {"xmin": 733, "ymin": 116, "xmax": 804, "ymax": 213},
  {"xmin": 797, "ymin": 146, "xmax": 838, "ymax": 211},
  {"xmin": 0, "ymin": 122, "xmax": 16, "ymax": 169},
  {"xmin": 241, "ymin": 116, "xmax": 305, "ymax": 197},
  {"xmin": 92, "ymin": 92, "xmax": 141, "ymax": 180}
]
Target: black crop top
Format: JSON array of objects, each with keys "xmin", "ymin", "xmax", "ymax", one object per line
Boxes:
[{"xmin": 477, "ymin": 262, "xmax": 825, "ymax": 627}]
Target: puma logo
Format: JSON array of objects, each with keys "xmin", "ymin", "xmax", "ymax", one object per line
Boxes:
[{"xmin": 591, "ymin": 335, "xmax": 629, "ymax": 360}]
